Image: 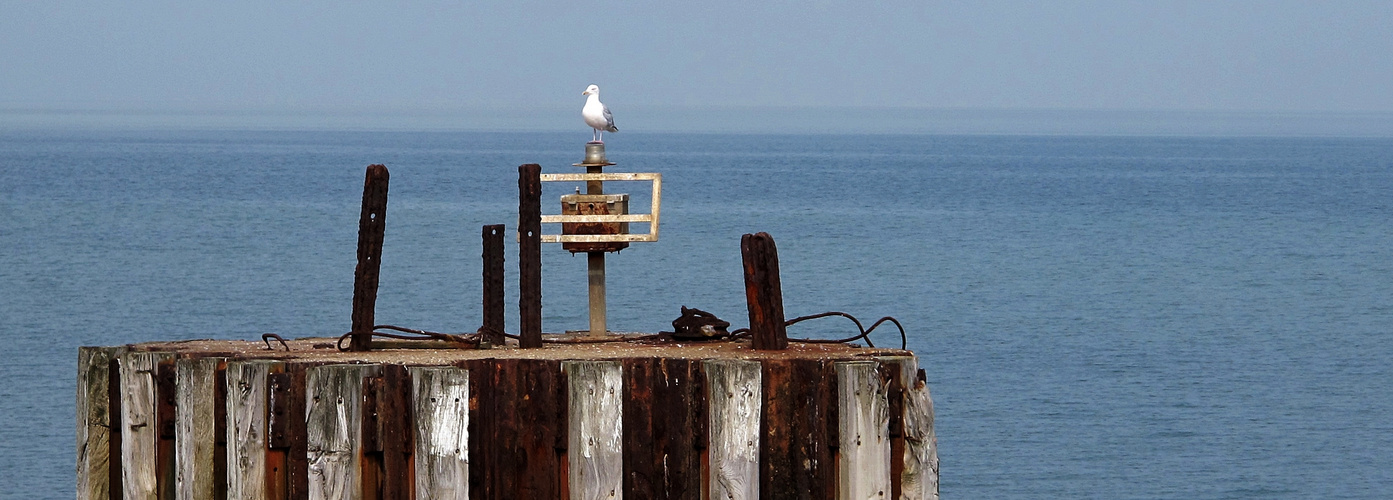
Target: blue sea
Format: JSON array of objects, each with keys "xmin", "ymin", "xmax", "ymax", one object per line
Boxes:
[{"xmin": 2, "ymin": 128, "xmax": 1391, "ymax": 498}]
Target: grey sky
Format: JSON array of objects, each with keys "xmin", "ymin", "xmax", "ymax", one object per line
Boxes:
[{"xmin": 3, "ymin": 1, "xmax": 1391, "ymax": 131}]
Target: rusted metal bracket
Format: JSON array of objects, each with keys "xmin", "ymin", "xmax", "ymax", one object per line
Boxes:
[
  {"xmin": 267, "ymin": 372, "xmax": 294, "ymax": 449},
  {"xmin": 742, "ymin": 232, "xmax": 789, "ymax": 350},
  {"xmin": 350, "ymin": 164, "xmax": 390, "ymax": 352}
]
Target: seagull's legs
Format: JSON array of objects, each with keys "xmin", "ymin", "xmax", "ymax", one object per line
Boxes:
[{"xmin": 592, "ymin": 128, "xmax": 599, "ymax": 143}]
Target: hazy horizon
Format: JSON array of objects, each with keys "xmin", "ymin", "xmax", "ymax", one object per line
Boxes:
[{"xmin": 5, "ymin": 1, "xmax": 1392, "ymax": 136}]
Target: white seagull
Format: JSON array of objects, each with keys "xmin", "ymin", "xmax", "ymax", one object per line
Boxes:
[{"xmin": 582, "ymin": 84, "xmax": 618, "ymax": 143}]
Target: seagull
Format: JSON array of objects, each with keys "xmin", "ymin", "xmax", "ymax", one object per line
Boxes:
[{"xmin": 582, "ymin": 84, "xmax": 618, "ymax": 143}]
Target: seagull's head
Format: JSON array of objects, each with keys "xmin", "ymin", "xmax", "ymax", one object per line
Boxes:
[{"xmin": 582, "ymin": 84, "xmax": 600, "ymax": 96}]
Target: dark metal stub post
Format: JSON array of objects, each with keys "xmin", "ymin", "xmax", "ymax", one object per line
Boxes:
[
  {"xmin": 742, "ymin": 232, "xmax": 788, "ymax": 350},
  {"xmin": 519, "ymin": 164, "xmax": 543, "ymax": 348},
  {"xmin": 350, "ymin": 164, "xmax": 389, "ymax": 352},
  {"xmin": 482, "ymin": 224, "xmax": 506, "ymax": 346}
]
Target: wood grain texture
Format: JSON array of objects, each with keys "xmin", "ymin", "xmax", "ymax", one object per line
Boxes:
[
  {"xmin": 176, "ymin": 357, "xmax": 222, "ymax": 500},
  {"xmin": 704, "ymin": 360, "xmax": 761, "ymax": 500},
  {"xmin": 835, "ymin": 361, "xmax": 891, "ymax": 500},
  {"xmin": 120, "ymin": 351, "xmax": 174, "ymax": 500},
  {"xmin": 621, "ymin": 359, "xmax": 704, "ymax": 500},
  {"xmin": 305, "ymin": 363, "xmax": 381, "ymax": 500},
  {"xmin": 226, "ymin": 361, "xmax": 272, "ymax": 500},
  {"xmin": 564, "ymin": 361, "xmax": 624, "ymax": 500},
  {"xmin": 77, "ymin": 346, "xmax": 124, "ymax": 500},
  {"xmin": 893, "ymin": 360, "xmax": 938, "ymax": 500},
  {"xmin": 410, "ymin": 366, "xmax": 470, "ymax": 500},
  {"xmin": 761, "ymin": 359, "xmax": 838, "ymax": 500}
]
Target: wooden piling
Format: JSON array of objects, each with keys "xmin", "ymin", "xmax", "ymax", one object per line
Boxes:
[
  {"xmin": 410, "ymin": 366, "xmax": 470, "ymax": 499},
  {"xmin": 704, "ymin": 359, "xmax": 762, "ymax": 500},
  {"xmin": 174, "ymin": 357, "xmax": 221, "ymax": 500},
  {"xmin": 351, "ymin": 164, "xmax": 390, "ymax": 352},
  {"xmin": 518, "ymin": 164, "xmax": 543, "ymax": 348},
  {"xmin": 481, "ymin": 224, "xmax": 506, "ymax": 346},
  {"xmin": 226, "ymin": 360, "xmax": 272, "ymax": 500},
  {"xmin": 564, "ymin": 361, "xmax": 624, "ymax": 500},
  {"xmin": 77, "ymin": 339, "xmax": 934, "ymax": 500},
  {"xmin": 835, "ymin": 361, "xmax": 892, "ymax": 500},
  {"xmin": 76, "ymin": 346, "xmax": 125, "ymax": 500},
  {"xmin": 741, "ymin": 232, "xmax": 788, "ymax": 350},
  {"xmin": 120, "ymin": 351, "xmax": 174, "ymax": 500},
  {"xmin": 305, "ymin": 364, "xmax": 383, "ymax": 500}
]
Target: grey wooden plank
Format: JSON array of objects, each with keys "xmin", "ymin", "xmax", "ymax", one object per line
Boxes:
[
  {"xmin": 176, "ymin": 357, "xmax": 221, "ymax": 500},
  {"xmin": 77, "ymin": 346, "xmax": 125, "ymax": 500},
  {"xmin": 893, "ymin": 358, "xmax": 939, "ymax": 500},
  {"xmin": 226, "ymin": 360, "xmax": 272, "ymax": 500},
  {"xmin": 704, "ymin": 359, "xmax": 761, "ymax": 500},
  {"xmin": 120, "ymin": 351, "xmax": 173, "ymax": 500},
  {"xmin": 306, "ymin": 364, "xmax": 381, "ymax": 500},
  {"xmin": 409, "ymin": 366, "xmax": 470, "ymax": 500},
  {"xmin": 835, "ymin": 361, "xmax": 891, "ymax": 500},
  {"xmin": 563, "ymin": 361, "xmax": 623, "ymax": 500}
]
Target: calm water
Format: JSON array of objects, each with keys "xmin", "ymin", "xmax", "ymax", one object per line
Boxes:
[{"xmin": 2, "ymin": 129, "xmax": 1391, "ymax": 498}]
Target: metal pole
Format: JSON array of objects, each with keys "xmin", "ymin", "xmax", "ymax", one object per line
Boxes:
[
  {"xmin": 519, "ymin": 164, "xmax": 543, "ymax": 348},
  {"xmin": 586, "ymin": 164, "xmax": 607, "ymax": 337},
  {"xmin": 482, "ymin": 224, "xmax": 506, "ymax": 346},
  {"xmin": 351, "ymin": 164, "xmax": 389, "ymax": 352},
  {"xmin": 742, "ymin": 232, "xmax": 788, "ymax": 350}
]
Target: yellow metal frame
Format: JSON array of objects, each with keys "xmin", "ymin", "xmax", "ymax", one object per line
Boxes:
[{"xmin": 536, "ymin": 172, "xmax": 662, "ymax": 243}]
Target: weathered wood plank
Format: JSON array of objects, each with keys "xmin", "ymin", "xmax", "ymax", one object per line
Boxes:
[
  {"xmin": 835, "ymin": 361, "xmax": 891, "ymax": 500},
  {"xmin": 121, "ymin": 351, "xmax": 174, "ymax": 500},
  {"xmin": 226, "ymin": 361, "xmax": 273, "ymax": 500},
  {"xmin": 761, "ymin": 359, "xmax": 838, "ymax": 500},
  {"xmin": 622, "ymin": 359, "xmax": 704, "ymax": 500},
  {"xmin": 175, "ymin": 357, "xmax": 222, "ymax": 500},
  {"xmin": 564, "ymin": 361, "xmax": 623, "ymax": 500},
  {"xmin": 704, "ymin": 360, "xmax": 761, "ymax": 500},
  {"xmin": 77, "ymin": 346, "xmax": 125, "ymax": 500},
  {"xmin": 890, "ymin": 360, "xmax": 938, "ymax": 500},
  {"xmin": 411, "ymin": 366, "xmax": 470, "ymax": 500},
  {"xmin": 305, "ymin": 363, "xmax": 382, "ymax": 500}
]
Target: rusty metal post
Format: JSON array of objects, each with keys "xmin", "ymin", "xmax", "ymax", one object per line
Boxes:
[
  {"xmin": 482, "ymin": 224, "xmax": 506, "ymax": 346},
  {"xmin": 519, "ymin": 164, "xmax": 543, "ymax": 348},
  {"xmin": 586, "ymin": 164, "xmax": 607, "ymax": 337},
  {"xmin": 742, "ymin": 232, "xmax": 788, "ymax": 350},
  {"xmin": 350, "ymin": 164, "xmax": 389, "ymax": 352}
]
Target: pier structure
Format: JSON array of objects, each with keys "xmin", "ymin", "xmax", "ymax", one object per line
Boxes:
[{"xmin": 77, "ymin": 158, "xmax": 938, "ymax": 499}]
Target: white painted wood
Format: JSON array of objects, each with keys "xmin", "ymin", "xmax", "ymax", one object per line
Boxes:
[
  {"xmin": 226, "ymin": 360, "xmax": 272, "ymax": 500},
  {"xmin": 704, "ymin": 359, "xmax": 761, "ymax": 500},
  {"xmin": 306, "ymin": 364, "xmax": 381, "ymax": 500},
  {"xmin": 563, "ymin": 361, "xmax": 624, "ymax": 500},
  {"xmin": 176, "ymin": 357, "xmax": 221, "ymax": 500},
  {"xmin": 836, "ymin": 361, "xmax": 891, "ymax": 500},
  {"xmin": 77, "ymin": 346, "xmax": 124, "ymax": 500},
  {"xmin": 120, "ymin": 351, "xmax": 172, "ymax": 500},
  {"xmin": 409, "ymin": 366, "xmax": 470, "ymax": 500}
]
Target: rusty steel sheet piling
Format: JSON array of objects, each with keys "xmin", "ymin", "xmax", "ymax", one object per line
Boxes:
[
  {"xmin": 518, "ymin": 164, "xmax": 543, "ymax": 348},
  {"xmin": 741, "ymin": 232, "xmax": 789, "ymax": 350},
  {"xmin": 482, "ymin": 224, "xmax": 506, "ymax": 346},
  {"xmin": 622, "ymin": 358, "xmax": 706, "ymax": 500},
  {"xmin": 467, "ymin": 358, "xmax": 569, "ymax": 498},
  {"xmin": 351, "ymin": 164, "xmax": 390, "ymax": 352},
  {"xmin": 761, "ymin": 359, "xmax": 839, "ymax": 499}
]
